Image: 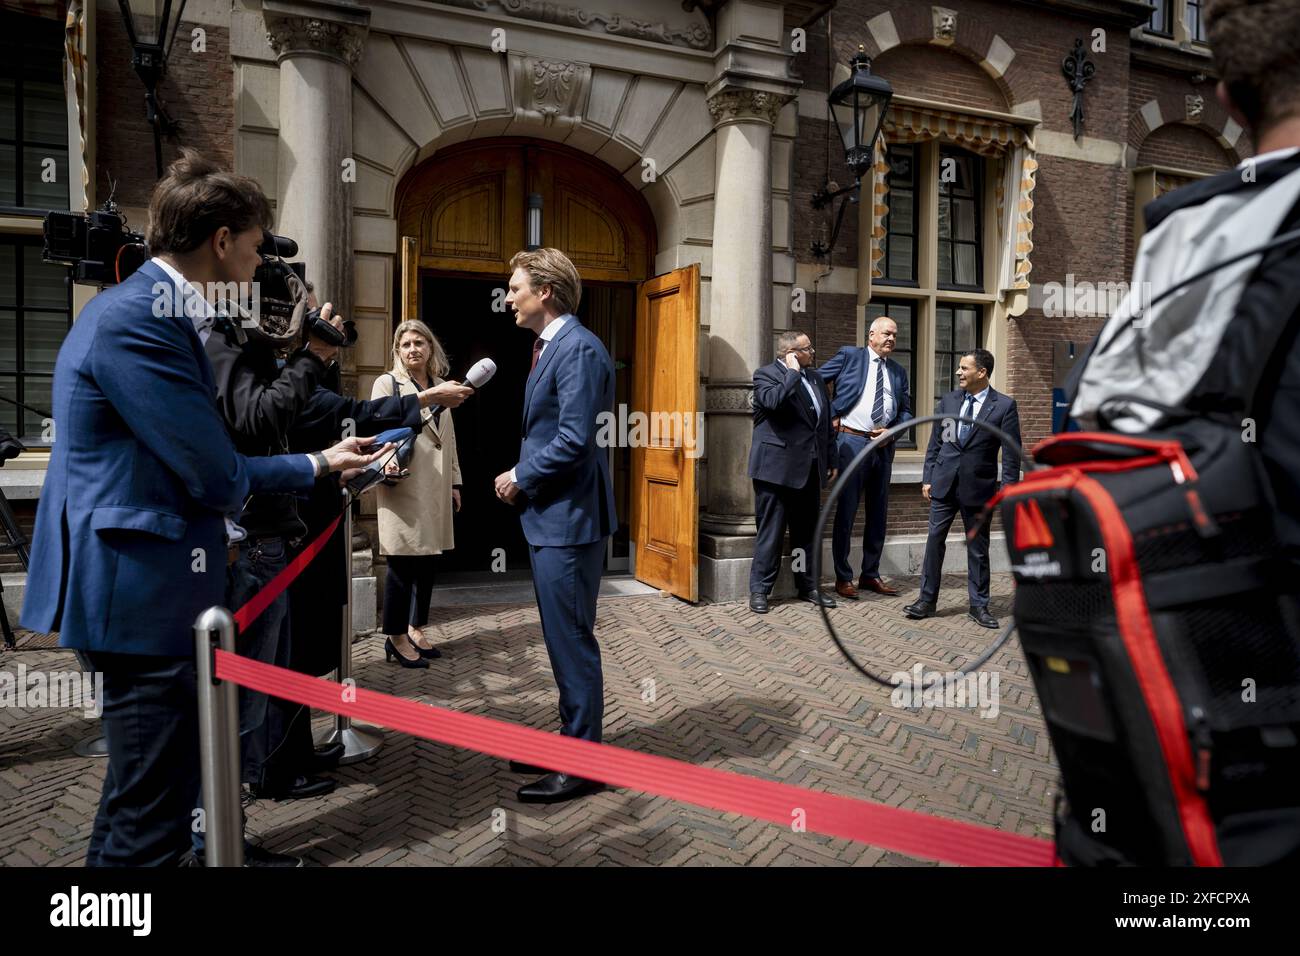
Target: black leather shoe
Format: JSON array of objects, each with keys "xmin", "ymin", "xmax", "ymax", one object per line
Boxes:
[
  {"xmin": 517, "ymin": 773, "xmax": 605, "ymax": 804},
  {"xmin": 309, "ymin": 742, "xmax": 345, "ymax": 774},
  {"xmin": 969, "ymin": 605, "xmax": 999, "ymax": 629},
  {"xmin": 903, "ymin": 599, "xmax": 936, "ymax": 619},
  {"xmin": 749, "ymin": 592, "xmax": 770, "ymax": 614},
  {"xmin": 508, "ymin": 760, "xmax": 550, "ymax": 775},
  {"xmin": 798, "ymin": 589, "xmax": 837, "ymax": 608},
  {"xmin": 242, "ymin": 843, "xmax": 305, "ymax": 867},
  {"xmin": 260, "ymin": 774, "xmax": 336, "ymax": 802}
]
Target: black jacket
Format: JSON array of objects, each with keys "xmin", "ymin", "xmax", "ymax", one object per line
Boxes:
[
  {"xmin": 205, "ymin": 329, "xmax": 327, "ymax": 539},
  {"xmin": 285, "ymin": 364, "xmax": 423, "ymax": 676},
  {"xmin": 748, "ymin": 361, "xmax": 834, "ymax": 489}
]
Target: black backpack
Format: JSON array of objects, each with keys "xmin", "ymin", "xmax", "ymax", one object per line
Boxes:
[{"xmin": 998, "ymin": 154, "xmax": 1300, "ymax": 865}]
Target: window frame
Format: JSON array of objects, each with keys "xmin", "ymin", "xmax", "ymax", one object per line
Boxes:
[
  {"xmin": 863, "ymin": 297, "xmax": 918, "ymax": 450},
  {"xmin": 866, "ymin": 137, "xmax": 1001, "ymax": 461},
  {"xmin": 0, "ymin": 233, "xmax": 72, "ymax": 445},
  {"xmin": 875, "ymin": 143, "xmax": 920, "ymax": 289},
  {"xmin": 0, "ymin": 11, "xmax": 71, "ymax": 213}
]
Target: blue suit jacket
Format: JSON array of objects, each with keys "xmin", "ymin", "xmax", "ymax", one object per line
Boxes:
[
  {"xmin": 818, "ymin": 346, "xmax": 913, "ymax": 459},
  {"xmin": 514, "ymin": 316, "xmax": 616, "ymax": 547},
  {"xmin": 923, "ymin": 387, "xmax": 1022, "ymax": 507},
  {"xmin": 21, "ymin": 261, "xmax": 316, "ymax": 656}
]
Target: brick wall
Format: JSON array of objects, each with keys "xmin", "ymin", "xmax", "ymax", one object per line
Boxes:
[
  {"xmin": 1136, "ymin": 123, "xmax": 1236, "ymax": 170},
  {"xmin": 95, "ymin": 15, "xmax": 235, "ymax": 209}
]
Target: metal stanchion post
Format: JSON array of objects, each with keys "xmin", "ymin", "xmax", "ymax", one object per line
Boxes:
[
  {"xmin": 320, "ymin": 488, "xmax": 382, "ymax": 764},
  {"xmin": 194, "ymin": 606, "xmax": 243, "ymax": 867}
]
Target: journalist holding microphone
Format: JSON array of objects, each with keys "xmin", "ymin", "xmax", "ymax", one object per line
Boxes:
[
  {"xmin": 372, "ymin": 320, "xmax": 464, "ymax": 668},
  {"xmin": 20, "ymin": 150, "xmax": 388, "ymax": 867}
]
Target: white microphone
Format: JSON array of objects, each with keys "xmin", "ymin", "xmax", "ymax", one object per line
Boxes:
[{"xmin": 434, "ymin": 357, "xmax": 496, "ymax": 424}]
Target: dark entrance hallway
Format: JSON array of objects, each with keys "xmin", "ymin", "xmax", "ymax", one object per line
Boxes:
[{"xmin": 420, "ymin": 275, "xmax": 635, "ymax": 578}]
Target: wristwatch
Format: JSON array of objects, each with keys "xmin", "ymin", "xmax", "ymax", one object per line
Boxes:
[{"xmin": 311, "ymin": 451, "xmax": 330, "ymax": 475}]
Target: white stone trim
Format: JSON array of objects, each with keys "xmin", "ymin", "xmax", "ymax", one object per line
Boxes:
[
  {"xmin": 1222, "ymin": 117, "xmax": 1243, "ymax": 148},
  {"xmin": 983, "ymin": 35, "xmax": 1015, "ymax": 78},
  {"xmin": 866, "ymin": 12, "xmax": 900, "ymax": 53},
  {"xmin": 1139, "ymin": 98, "xmax": 1164, "ymax": 133}
]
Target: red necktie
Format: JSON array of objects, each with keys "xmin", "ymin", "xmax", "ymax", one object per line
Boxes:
[{"xmin": 529, "ymin": 336, "xmax": 544, "ymax": 373}]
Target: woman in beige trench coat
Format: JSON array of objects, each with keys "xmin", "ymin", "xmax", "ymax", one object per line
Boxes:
[{"xmin": 372, "ymin": 319, "xmax": 462, "ymax": 668}]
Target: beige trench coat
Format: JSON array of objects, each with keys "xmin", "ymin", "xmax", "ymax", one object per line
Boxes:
[{"xmin": 371, "ymin": 371, "xmax": 462, "ymax": 556}]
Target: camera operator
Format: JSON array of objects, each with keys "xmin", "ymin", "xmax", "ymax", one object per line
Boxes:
[
  {"xmin": 20, "ymin": 149, "xmax": 389, "ymax": 867},
  {"xmin": 204, "ymin": 273, "xmax": 353, "ymax": 807}
]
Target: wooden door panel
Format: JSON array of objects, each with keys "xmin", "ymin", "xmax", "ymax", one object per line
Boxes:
[{"xmin": 632, "ymin": 264, "xmax": 699, "ymax": 601}]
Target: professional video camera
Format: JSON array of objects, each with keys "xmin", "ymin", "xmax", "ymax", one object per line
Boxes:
[
  {"xmin": 42, "ymin": 199, "xmax": 148, "ymax": 285},
  {"xmin": 252, "ymin": 232, "xmax": 357, "ymax": 349},
  {"xmin": 41, "ymin": 203, "xmax": 355, "ymax": 349}
]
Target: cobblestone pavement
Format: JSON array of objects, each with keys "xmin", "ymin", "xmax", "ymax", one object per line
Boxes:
[{"xmin": 0, "ymin": 573, "xmax": 1057, "ymax": 866}]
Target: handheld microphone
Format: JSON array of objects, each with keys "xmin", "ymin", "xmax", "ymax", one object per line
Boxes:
[
  {"xmin": 433, "ymin": 357, "xmax": 497, "ymax": 424},
  {"xmin": 344, "ymin": 427, "xmax": 415, "ymax": 495}
]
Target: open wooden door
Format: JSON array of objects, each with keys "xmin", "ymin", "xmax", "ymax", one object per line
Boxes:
[
  {"xmin": 631, "ymin": 264, "xmax": 700, "ymax": 601},
  {"xmin": 401, "ymin": 235, "xmax": 418, "ymax": 323}
]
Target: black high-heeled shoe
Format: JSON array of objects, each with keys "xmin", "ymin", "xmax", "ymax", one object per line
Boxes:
[
  {"xmin": 384, "ymin": 637, "xmax": 429, "ymax": 669},
  {"xmin": 408, "ymin": 629, "xmax": 442, "ymax": 659}
]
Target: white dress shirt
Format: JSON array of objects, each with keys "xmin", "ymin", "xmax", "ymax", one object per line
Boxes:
[
  {"xmin": 841, "ymin": 347, "xmax": 895, "ymax": 431},
  {"xmin": 150, "ymin": 256, "xmax": 216, "ymax": 344},
  {"xmin": 957, "ymin": 386, "xmax": 990, "ymax": 440},
  {"xmin": 511, "ymin": 315, "xmax": 570, "ymax": 484}
]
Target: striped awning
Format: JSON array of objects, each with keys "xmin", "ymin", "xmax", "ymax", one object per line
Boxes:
[{"xmin": 869, "ymin": 104, "xmax": 1038, "ymax": 299}]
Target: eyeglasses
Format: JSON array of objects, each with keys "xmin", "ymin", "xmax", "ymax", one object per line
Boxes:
[{"xmin": 791, "ymin": 345, "xmax": 815, "ymax": 353}]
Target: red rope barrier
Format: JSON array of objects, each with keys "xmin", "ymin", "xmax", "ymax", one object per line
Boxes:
[
  {"xmin": 215, "ymin": 649, "xmax": 1057, "ymax": 867},
  {"xmin": 232, "ymin": 513, "xmax": 343, "ymax": 633}
]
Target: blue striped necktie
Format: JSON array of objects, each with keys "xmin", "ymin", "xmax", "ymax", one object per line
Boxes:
[{"xmin": 871, "ymin": 358, "xmax": 885, "ymax": 427}]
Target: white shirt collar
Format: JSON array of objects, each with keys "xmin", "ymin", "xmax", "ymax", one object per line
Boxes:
[
  {"xmin": 150, "ymin": 256, "xmax": 216, "ymax": 342},
  {"xmin": 867, "ymin": 345, "xmax": 886, "ymax": 362},
  {"xmin": 539, "ymin": 314, "xmax": 569, "ymax": 343},
  {"xmin": 1239, "ymin": 146, "xmax": 1300, "ymax": 168},
  {"xmin": 963, "ymin": 386, "xmax": 990, "ymax": 404}
]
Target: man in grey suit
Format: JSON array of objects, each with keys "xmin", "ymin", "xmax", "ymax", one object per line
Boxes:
[{"xmin": 904, "ymin": 348, "xmax": 1021, "ymax": 628}]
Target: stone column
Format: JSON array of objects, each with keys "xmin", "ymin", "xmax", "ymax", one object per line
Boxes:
[
  {"xmin": 263, "ymin": 0, "xmax": 369, "ymax": 391},
  {"xmin": 699, "ymin": 86, "xmax": 792, "ymax": 601}
]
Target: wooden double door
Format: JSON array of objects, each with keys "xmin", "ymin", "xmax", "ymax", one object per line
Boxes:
[{"xmin": 395, "ymin": 139, "xmax": 700, "ymax": 600}]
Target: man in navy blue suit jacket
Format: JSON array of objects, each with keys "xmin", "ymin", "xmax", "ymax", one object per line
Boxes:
[
  {"xmin": 818, "ymin": 315, "xmax": 913, "ymax": 600},
  {"xmin": 904, "ymin": 349, "xmax": 1021, "ymax": 629},
  {"xmin": 21, "ymin": 151, "xmax": 385, "ymax": 866},
  {"xmin": 494, "ymin": 248, "xmax": 615, "ymax": 805},
  {"xmin": 747, "ymin": 330, "xmax": 838, "ymax": 613}
]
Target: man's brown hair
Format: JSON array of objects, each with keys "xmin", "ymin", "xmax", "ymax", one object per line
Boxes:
[
  {"xmin": 509, "ymin": 247, "xmax": 582, "ymax": 315},
  {"xmin": 146, "ymin": 148, "xmax": 273, "ymax": 255},
  {"xmin": 1205, "ymin": 0, "xmax": 1300, "ymax": 135}
]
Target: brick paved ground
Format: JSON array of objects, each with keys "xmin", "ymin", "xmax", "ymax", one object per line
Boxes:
[{"xmin": 0, "ymin": 573, "xmax": 1056, "ymax": 866}]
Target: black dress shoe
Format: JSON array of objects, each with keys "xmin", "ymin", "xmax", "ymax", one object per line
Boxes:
[
  {"xmin": 798, "ymin": 589, "xmax": 837, "ymax": 608},
  {"xmin": 257, "ymin": 774, "xmax": 337, "ymax": 802},
  {"xmin": 969, "ymin": 605, "xmax": 999, "ymax": 629},
  {"xmin": 517, "ymin": 772, "xmax": 604, "ymax": 804},
  {"xmin": 385, "ymin": 637, "xmax": 429, "ymax": 669},
  {"xmin": 903, "ymin": 599, "xmax": 936, "ymax": 619},
  {"xmin": 508, "ymin": 760, "xmax": 550, "ymax": 775},
  {"xmin": 242, "ymin": 842, "xmax": 305, "ymax": 867},
  {"xmin": 749, "ymin": 592, "xmax": 770, "ymax": 614},
  {"xmin": 309, "ymin": 742, "xmax": 345, "ymax": 774}
]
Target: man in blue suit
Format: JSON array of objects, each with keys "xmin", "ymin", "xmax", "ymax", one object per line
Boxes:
[
  {"xmin": 904, "ymin": 348, "xmax": 1021, "ymax": 628},
  {"xmin": 21, "ymin": 150, "xmax": 385, "ymax": 865},
  {"xmin": 818, "ymin": 316, "xmax": 913, "ymax": 600},
  {"xmin": 494, "ymin": 247, "xmax": 615, "ymax": 804}
]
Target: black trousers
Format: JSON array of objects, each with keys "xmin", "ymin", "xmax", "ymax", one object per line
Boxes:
[
  {"xmin": 918, "ymin": 493, "xmax": 992, "ymax": 607},
  {"xmin": 382, "ymin": 554, "xmax": 438, "ymax": 635},
  {"xmin": 750, "ymin": 463, "xmax": 821, "ymax": 595},
  {"xmin": 84, "ymin": 652, "xmax": 199, "ymax": 867}
]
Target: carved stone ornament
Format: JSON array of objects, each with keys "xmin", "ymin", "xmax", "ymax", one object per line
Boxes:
[
  {"xmin": 266, "ymin": 15, "xmax": 368, "ymax": 66},
  {"xmin": 706, "ymin": 89, "xmax": 791, "ymax": 127},
  {"xmin": 1186, "ymin": 93, "xmax": 1205, "ymax": 121},
  {"xmin": 705, "ymin": 383, "xmax": 755, "ymax": 415},
  {"xmin": 436, "ymin": 0, "xmax": 712, "ymax": 51},
  {"xmin": 932, "ymin": 6, "xmax": 957, "ymax": 44},
  {"xmin": 511, "ymin": 57, "xmax": 592, "ymax": 130}
]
